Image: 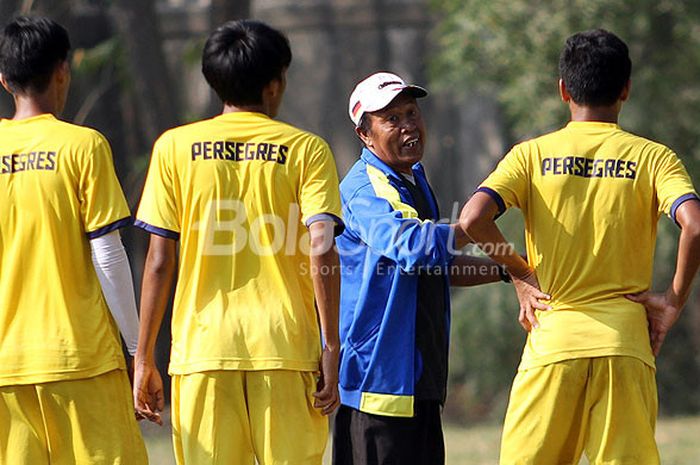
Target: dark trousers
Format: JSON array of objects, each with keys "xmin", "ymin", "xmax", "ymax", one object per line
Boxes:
[{"xmin": 332, "ymin": 401, "xmax": 445, "ymax": 465}]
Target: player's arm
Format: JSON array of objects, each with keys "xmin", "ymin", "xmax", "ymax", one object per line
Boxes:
[
  {"xmin": 459, "ymin": 192, "xmax": 551, "ymax": 330},
  {"xmin": 133, "ymin": 234, "xmax": 177, "ymax": 425},
  {"xmin": 90, "ymin": 230, "xmax": 139, "ymax": 358},
  {"xmin": 346, "ymin": 191, "xmax": 467, "ymax": 270},
  {"xmin": 626, "ymin": 199, "xmax": 700, "ymax": 355},
  {"xmin": 449, "ymin": 254, "xmax": 510, "ymax": 287},
  {"xmin": 308, "ymin": 220, "xmax": 341, "ymax": 415}
]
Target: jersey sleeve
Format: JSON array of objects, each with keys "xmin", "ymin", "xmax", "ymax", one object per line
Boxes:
[
  {"xmin": 298, "ymin": 137, "xmax": 344, "ymax": 235},
  {"xmin": 135, "ymin": 134, "xmax": 180, "ymax": 239},
  {"xmin": 478, "ymin": 143, "xmax": 530, "ymax": 216},
  {"xmin": 80, "ymin": 134, "xmax": 131, "ymax": 239},
  {"xmin": 654, "ymin": 149, "xmax": 699, "ymax": 226}
]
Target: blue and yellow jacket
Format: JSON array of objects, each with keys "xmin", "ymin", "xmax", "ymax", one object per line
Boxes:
[{"xmin": 336, "ymin": 148, "xmax": 456, "ymax": 417}]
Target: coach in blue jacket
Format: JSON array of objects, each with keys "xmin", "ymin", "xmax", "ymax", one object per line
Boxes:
[{"xmin": 333, "ymin": 72, "xmax": 509, "ymax": 465}]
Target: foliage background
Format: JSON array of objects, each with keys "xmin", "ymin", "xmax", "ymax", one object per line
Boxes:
[{"xmin": 0, "ymin": 0, "xmax": 698, "ymax": 425}]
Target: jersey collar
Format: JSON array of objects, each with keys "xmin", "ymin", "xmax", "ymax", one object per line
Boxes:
[
  {"xmin": 214, "ymin": 111, "xmax": 271, "ymax": 121},
  {"xmin": 0, "ymin": 113, "xmax": 56, "ymax": 126},
  {"xmin": 565, "ymin": 121, "xmax": 620, "ymax": 130}
]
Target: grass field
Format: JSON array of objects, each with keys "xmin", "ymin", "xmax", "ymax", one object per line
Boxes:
[{"xmin": 140, "ymin": 412, "xmax": 700, "ymax": 464}]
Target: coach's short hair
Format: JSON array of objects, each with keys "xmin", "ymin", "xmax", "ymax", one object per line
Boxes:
[
  {"xmin": 559, "ymin": 29, "xmax": 631, "ymax": 107},
  {"xmin": 0, "ymin": 16, "xmax": 71, "ymax": 94},
  {"xmin": 202, "ymin": 20, "xmax": 292, "ymax": 106}
]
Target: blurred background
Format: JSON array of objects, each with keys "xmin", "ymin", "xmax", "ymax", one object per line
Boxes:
[{"xmin": 1, "ymin": 0, "xmax": 699, "ymax": 463}]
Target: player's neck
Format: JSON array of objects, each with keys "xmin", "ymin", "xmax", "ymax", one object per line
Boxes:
[
  {"xmin": 11, "ymin": 93, "xmax": 60, "ymax": 120},
  {"xmin": 221, "ymin": 90, "xmax": 281, "ymax": 118},
  {"xmin": 568, "ymin": 102, "xmax": 621, "ymax": 124},
  {"xmin": 221, "ymin": 103, "xmax": 271, "ymax": 117}
]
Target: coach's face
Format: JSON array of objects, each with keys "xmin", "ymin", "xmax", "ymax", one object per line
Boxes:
[{"xmin": 357, "ymin": 92, "xmax": 426, "ymax": 175}]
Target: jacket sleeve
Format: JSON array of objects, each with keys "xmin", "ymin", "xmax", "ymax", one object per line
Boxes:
[{"xmin": 343, "ymin": 186, "xmax": 456, "ymax": 270}]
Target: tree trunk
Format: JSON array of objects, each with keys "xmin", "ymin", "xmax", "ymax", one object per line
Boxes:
[
  {"xmin": 210, "ymin": 0, "xmax": 250, "ymax": 23},
  {"xmin": 109, "ymin": 0, "xmax": 179, "ymax": 144},
  {"xmin": 0, "ymin": 0, "xmax": 21, "ymax": 20}
]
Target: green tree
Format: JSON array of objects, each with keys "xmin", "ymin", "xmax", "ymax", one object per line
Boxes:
[
  {"xmin": 432, "ymin": 0, "xmax": 700, "ymax": 418},
  {"xmin": 432, "ymin": 0, "xmax": 700, "ymax": 176}
]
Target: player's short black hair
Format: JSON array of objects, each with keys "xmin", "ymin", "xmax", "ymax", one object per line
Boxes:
[
  {"xmin": 0, "ymin": 16, "xmax": 70, "ymax": 94},
  {"xmin": 559, "ymin": 29, "xmax": 631, "ymax": 106},
  {"xmin": 202, "ymin": 20, "xmax": 292, "ymax": 106}
]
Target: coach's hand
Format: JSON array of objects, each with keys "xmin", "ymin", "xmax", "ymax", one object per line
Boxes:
[
  {"xmin": 313, "ymin": 345, "xmax": 340, "ymax": 415},
  {"xmin": 512, "ymin": 268, "xmax": 551, "ymax": 332},
  {"xmin": 133, "ymin": 358, "xmax": 165, "ymax": 425},
  {"xmin": 626, "ymin": 290, "xmax": 683, "ymax": 356}
]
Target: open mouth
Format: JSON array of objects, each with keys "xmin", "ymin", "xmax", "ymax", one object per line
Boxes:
[{"xmin": 403, "ymin": 137, "xmax": 420, "ymax": 148}]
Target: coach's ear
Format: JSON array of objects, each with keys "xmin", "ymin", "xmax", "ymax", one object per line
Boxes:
[{"xmin": 355, "ymin": 115, "xmax": 373, "ymax": 148}]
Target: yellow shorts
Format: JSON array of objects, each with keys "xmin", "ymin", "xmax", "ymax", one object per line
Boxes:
[
  {"xmin": 0, "ymin": 369, "xmax": 147, "ymax": 465},
  {"xmin": 171, "ymin": 370, "xmax": 328, "ymax": 465},
  {"xmin": 500, "ymin": 356, "xmax": 659, "ymax": 465}
]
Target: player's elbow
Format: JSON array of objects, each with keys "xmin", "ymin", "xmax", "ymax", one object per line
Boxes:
[
  {"xmin": 145, "ymin": 237, "xmax": 177, "ymax": 277},
  {"xmin": 459, "ymin": 191, "xmax": 502, "ymax": 239},
  {"xmin": 459, "ymin": 207, "xmax": 487, "ymax": 239},
  {"xmin": 309, "ymin": 221, "xmax": 336, "ymax": 256},
  {"xmin": 685, "ymin": 221, "xmax": 700, "ymax": 239},
  {"xmin": 677, "ymin": 200, "xmax": 700, "ymax": 238}
]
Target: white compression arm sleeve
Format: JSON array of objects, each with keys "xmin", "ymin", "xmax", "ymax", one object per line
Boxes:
[{"xmin": 90, "ymin": 230, "xmax": 139, "ymax": 356}]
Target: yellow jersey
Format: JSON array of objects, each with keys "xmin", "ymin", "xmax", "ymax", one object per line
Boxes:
[
  {"xmin": 0, "ymin": 114, "xmax": 132, "ymax": 386},
  {"xmin": 136, "ymin": 111, "xmax": 343, "ymax": 374},
  {"xmin": 480, "ymin": 121, "xmax": 698, "ymax": 370}
]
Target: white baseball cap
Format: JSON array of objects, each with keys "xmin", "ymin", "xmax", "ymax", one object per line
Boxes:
[{"xmin": 348, "ymin": 72, "xmax": 428, "ymax": 126}]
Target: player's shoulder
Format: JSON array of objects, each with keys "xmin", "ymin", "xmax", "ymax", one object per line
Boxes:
[
  {"xmin": 272, "ymin": 118, "xmax": 330, "ymax": 150},
  {"xmin": 51, "ymin": 119, "xmax": 111, "ymax": 148},
  {"xmin": 497, "ymin": 135, "xmax": 542, "ymax": 164},
  {"xmin": 615, "ymin": 128, "xmax": 674, "ymax": 155},
  {"xmin": 499, "ymin": 126, "xmax": 561, "ymax": 155},
  {"xmin": 155, "ymin": 117, "xmax": 328, "ymax": 147},
  {"xmin": 520, "ymin": 126, "xmax": 570, "ymax": 149},
  {"xmin": 145, "ymin": 119, "xmax": 219, "ymax": 159},
  {"xmin": 155, "ymin": 118, "xmax": 214, "ymax": 144}
]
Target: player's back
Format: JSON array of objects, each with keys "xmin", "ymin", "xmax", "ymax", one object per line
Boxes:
[
  {"xmin": 483, "ymin": 121, "xmax": 696, "ymax": 369},
  {"xmin": 524, "ymin": 123, "xmax": 678, "ymax": 302},
  {"xmin": 136, "ymin": 112, "xmax": 342, "ymax": 374},
  {"xmin": 0, "ymin": 114, "xmax": 129, "ymax": 385}
]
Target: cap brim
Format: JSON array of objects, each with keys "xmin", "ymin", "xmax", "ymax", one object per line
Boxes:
[
  {"xmin": 364, "ymin": 85, "xmax": 428, "ymax": 113},
  {"xmin": 402, "ymin": 85, "xmax": 428, "ymax": 99}
]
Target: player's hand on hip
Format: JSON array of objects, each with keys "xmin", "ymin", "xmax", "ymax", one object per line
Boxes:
[
  {"xmin": 626, "ymin": 290, "xmax": 682, "ymax": 356},
  {"xmin": 512, "ymin": 267, "xmax": 551, "ymax": 332},
  {"xmin": 133, "ymin": 357, "xmax": 165, "ymax": 425},
  {"xmin": 313, "ymin": 345, "xmax": 340, "ymax": 415}
]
